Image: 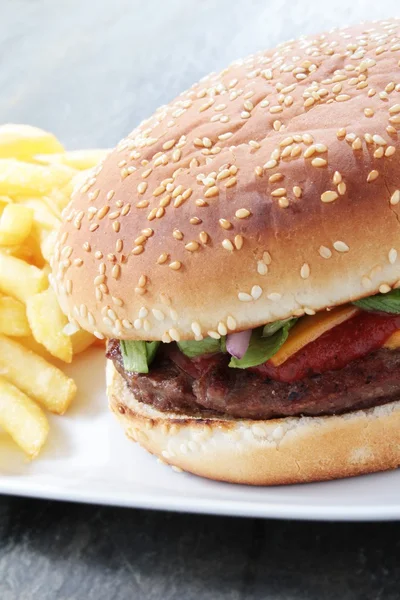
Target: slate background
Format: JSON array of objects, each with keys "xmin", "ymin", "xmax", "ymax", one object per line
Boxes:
[{"xmin": 2, "ymin": 1, "xmax": 400, "ymax": 598}]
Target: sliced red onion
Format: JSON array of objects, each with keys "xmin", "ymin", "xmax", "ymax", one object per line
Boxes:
[{"xmin": 226, "ymin": 329, "xmax": 252, "ymax": 359}]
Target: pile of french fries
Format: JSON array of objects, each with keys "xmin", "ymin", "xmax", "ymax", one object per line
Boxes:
[{"xmin": 0, "ymin": 124, "xmax": 108, "ymax": 458}]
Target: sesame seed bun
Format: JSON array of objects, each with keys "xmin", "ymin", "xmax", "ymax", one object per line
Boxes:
[
  {"xmin": 52, "ymin": 18, "xmax": 400, "ymax": 342},
  {"xmin": 107, "ymin": 360, "xmax": 400, "ymax": 484}
]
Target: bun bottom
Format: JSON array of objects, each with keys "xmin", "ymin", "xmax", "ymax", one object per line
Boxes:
[{"xmin": 106, "ymin": 360, "xmax": 400, "ymax": 485}]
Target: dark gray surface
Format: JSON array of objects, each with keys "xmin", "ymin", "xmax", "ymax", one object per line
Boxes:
[
  {"xmin": 2, "ymin": 0, "xmax": 400, "ymax": 598},
  {"xmin": 1, "ymin": 496, "xmax": 400, "ymax": 600}
]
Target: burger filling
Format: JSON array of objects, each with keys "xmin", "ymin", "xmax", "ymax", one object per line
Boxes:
[{"xmin": 106, "ymin": 290, "xmax": 400, "ymax": 419}]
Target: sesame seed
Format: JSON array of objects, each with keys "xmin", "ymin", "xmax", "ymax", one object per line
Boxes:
[
  {"xmin": 234, "ymin": 235, "xmax": 243, "ymax": 250},
  {"xmin": 389, "ymin": 104, "xmax": 400, "ymax": 114},
  {"xmin": 138, "ymin": 307, "xmax": 148, "ymax": 318},
  {"xmin": 219, "ymin": 218, "xmax": 232, "ymax": 230},
  {"xmin": 390, "ymin": 190, "xmax": 400, "ymax": 205},
  {"xmin": 372, "ymin": 134, "xmax": 387, "ymax": 146},
  {"xmin": 385, "ymin": 146, "xmax": 396, "ymax": 157},
  {"xmin": 238, "ymin": 292, "xmax": 252, "ymax": 302},
  {"xmin": 173, "ymin": 229, "xmax": 184, "ymax": 240},
  {"xmin": 152, "ymin": 309, "xmax": 165, "ymax": 321},
  {"xmin": 264, "ymin": 160, "xmax": 277, "ymax": 170},
  {"xmin": 379, "ymin": 284, "xmax": 391, "ymax": 294},
  {"xmin": 204, "ymin": 186, "xmax": 219, "ymax": 198},
  {"xmin": 157, "ymin": 253, "xmax": 168, "ymax": 264},
  {"xmin": 169, "ymin": 261, "xmax": 182, "ymax": 270},
  {"xmin": 235, "ymin": 208, "xmax": 251, "ymax": 219},
  {"xmin": 142, "ymin": 168, "xmax": 152, "ymax": 178},
  {"xmin": 136, "ymin": 200, "xmax": 149, "ymax": 209},
  {"xmin": 367, "ymin": 170, "xmax": 379, "ymax": 182},
  {"xmin": 199, "ymin": 231, "xmax": 209, "ymax": 244},
  {"xmin": 336, "ymin": 94, "xmax": 350, "ymax": 102},
  {"xmin": 189, "ymin": 217, "xmax": 202, "ymax": 225},
  {"xmin": 352, "ymin": 138, "xmax": 362, "ymax": 150},
  {"xmin": 113, "ymin": 222, "xmax": 120, "ymax": 233},
  {"xmin": 389, "ymin": 249, "xmax": 398, "ymax": 264},
  {"xmin": 251, "ymin": 285, "xmax": 262, "ymax": 300},
  {"xmin": 321, "ymin": 190, "xmax": 338, "ymax": 203},
  {"xmin": 333, "ymin": 171, "xmax": 342, "ymax": 185},
  {"xmin": 257, "ymin": 261, "xmax": 268, "ymax": 275},
  {"xmin": 191, "ymin": 322, "xmax": 201, "ymax": 337},
  {"xmin": 364, "ymin": 108, "xmax": 374, "ymax": 117},
  {"xmin": 337, "ymin": 128, "xmax": 346, "ymax": 139},
  {"xmin": 311, "ymin": 157, "xmax": 327, "ymax": 167},
  {"xmin": 217, "ymin": 169, "xmax": 230, "ymax": 181},
  {"xmin": 270, "ymin": 173, "xmax": 283, "ymax": 183},
  {"xmin": 293, "ymin": 186, "xmax": 302, "ymax": 198},
  {"xmin": 333, "ymin": 240, "xmax": 349, "ymax": 252},
  {"xmin": 222, "ymin": 239, "xmax": 234, "ymax": 251},
  {"xmin": 225, "ymin": 176, "xmax": 237, "ymax": 188},
  {"xmin": 267, "ymin": 293, "xmax": 281, "ymax": 302},
  {"xmin": 185, "ymin": 241, "xmax": 200, "ymax": 252},
  {"xmin": 319, "ymin": 246, "xmax": 332, "ymax": 259},
  {"xmin": 271, "ymin": 188, "xmax": 287, "ymax": 197},
  {"xmin": 254, "ymin": 166, "xmax": 263, "ymax": 177},
  {"xmin": 304, "ymin": 145, "xmax": 316, "ymax": 158},
  {"xmin": 249, "ymin": 140, "xmax": 261, "ymax": 149},
  {"xmin": 169, "ymin": 328, "xmax": 180, "ymax": 341},
  {"xmin": 153, "ymin": 185, "xmax": 166, "ymax": 197}
]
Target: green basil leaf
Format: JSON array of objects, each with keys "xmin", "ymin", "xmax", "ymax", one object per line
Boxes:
[
  {"xmin": 262, "ymin": 318, "xmax": 297, "ymax": 337},
  {"xmin": 120, "ymin": 340, "xmax": 160, "ymax": 373},
  {"xmin": 353, "ymin": 290, "xmax": 400, "ymax": 314},
  {"xmin": 229, "ymin": 321, "xmax": 294, "ymax": 369},
  {"xmin": 177, "ymin": 337, "xmax": 223, "ymax": 358}
]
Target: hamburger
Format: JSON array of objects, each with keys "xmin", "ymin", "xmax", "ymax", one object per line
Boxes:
[{"xmin": 52, "ymin": 18, "xmax": 400, "ymax": 484}]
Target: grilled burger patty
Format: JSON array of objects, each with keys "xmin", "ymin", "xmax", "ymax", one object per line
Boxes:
[{"xmin": 106, "ymin": 339, "xmax": 400, "ymax": 420}]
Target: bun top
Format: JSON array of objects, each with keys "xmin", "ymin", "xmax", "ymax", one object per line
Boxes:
[{"xmin": 52, "ymin": 18, "xmax": 400, "ymax": 342}]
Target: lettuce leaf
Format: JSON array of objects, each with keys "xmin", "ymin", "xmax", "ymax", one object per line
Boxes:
[
  {"xmin": 177, "ymin": 337, "xmax": 223, "ymax": 358},
  {"xmin": 229, "ymin": 320, "xmax": 296, "ymax": 369},
  {"xmin": 353, "ymin": 289, "xmax": 400, "ymax": 314},
  {"xmin": 120, "ymin": 340, "xmax": 160, "ymax": 373}
]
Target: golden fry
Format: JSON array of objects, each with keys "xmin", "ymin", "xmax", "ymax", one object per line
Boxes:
[
  {"xmin": 0, "ymin": 335, "xmax": 76, "ymax": 414},
  {"xmin": 0, "ymin": 124, "xmax": 64, "ymax": 161},
  {"xmin": 70, "ymin": 329, "xmax": 96, "ymax": 354},
  {"xmin": 26, "ymin": 288, "xmax": 72, "ymax": 363},
  {"xmin": 34, "ymin": 148, "xmax": 110, "ymax": 170},
  {"xmin": 0, "ymin": 204, "xmax": 33, "ymax": 245},
  {"xmin": 0, "ymin": 159, "xmax": 77, "ymax": 197},
  {"xmin": 0, "ymin": 296, "xmax": 30, "ymax": 336},
  {"xmin": 0, "ymin": 252, "xmax": 47, "ymax": 302},
  {"xmin": 0, "ymin": 376, "xmax": 49, "ymax": 458}
]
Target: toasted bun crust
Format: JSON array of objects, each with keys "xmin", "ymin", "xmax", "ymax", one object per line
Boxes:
[
  {"xmin": 53, "ymin": 19, "xmax": 400, "ymax": 342},
  {"xmin": 107, "ymin": 360, "xmax": 400, "ymax": 485}
]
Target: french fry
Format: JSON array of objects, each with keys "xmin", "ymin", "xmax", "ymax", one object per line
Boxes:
[
  {"xmin": 0, "ymin": 296, "xmax": 30, "ymax": 336},
  {"xmin": 16, "ymin": 197, "xmax": 60, "ymax": 230},
  {"xmin": 70, "ymin": 329, "xmax": 96, "ymax": 354},
  {"xmin": 0, "ymin": 252, "xmax": 48, "ymax": 302},
  {"xmin": 39, "ymin": 229, "xmax": 58, "ymax": 263},
  {"xmin": 0, "ymin": 124, "xmax": 64, "ymax": 161},
  {"xmin": 26, "ymin": 288, "xmax": 72, "ymax": 363},
  {"xmin": 0, "ymin": 204, "xmax": 33, "ymax": 245},
  {"xmin": 34, "ymin": 148, "xmax": 110, "ymax": 170},
  {"xmin": 17, "ymin": 335, "xmax": 58, "ymax": 363},
  {"xmin": 0, "ymin": 377, "xmax": 49, "ymax": 458},
  {"xmin": 0, "ymin": 335, "xmax": 76, "ymax": 414},
  {"xmin": 0, "ymin": 159, "xmax": 77, "ymax": 197}
]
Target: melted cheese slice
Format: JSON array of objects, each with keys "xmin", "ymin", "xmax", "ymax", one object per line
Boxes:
[
  {"xmin": 384, "ymin": 330, "xmax": 400, "ymax": 349},
  {"xmin": 269, "ymin": 305, "xmax": 360, "ymax": 367}
]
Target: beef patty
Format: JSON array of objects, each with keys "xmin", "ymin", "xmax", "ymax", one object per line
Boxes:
[{"xmin": 106, "ymin": 339, "xmax": 400, "ymax": 420}]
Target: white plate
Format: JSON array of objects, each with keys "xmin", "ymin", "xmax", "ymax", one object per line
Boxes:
[{"xmin": 1, "ymin": 346, "xmax": 400, "ymax": 521}]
